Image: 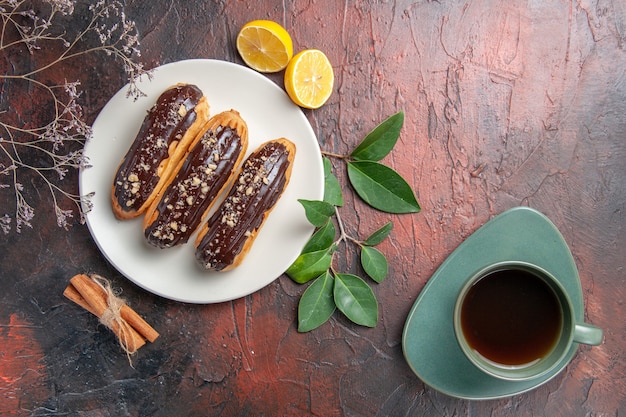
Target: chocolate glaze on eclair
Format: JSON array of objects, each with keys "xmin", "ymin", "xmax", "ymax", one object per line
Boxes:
[
  {"xmin": 143, "ymin": 110, "xmax": 248, "ymax": 248},
  {"xmin": 195, "ymin": 138, "xmax": 296, "ymax": 272},
  {"xmin": 111, "ymin": 84, "xmax": 210, "ymax": 220}
]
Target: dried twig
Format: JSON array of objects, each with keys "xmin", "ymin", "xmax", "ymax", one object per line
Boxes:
[{"xmin": 0, "ymin": 0, "xmax": 152, "ymax": 233}]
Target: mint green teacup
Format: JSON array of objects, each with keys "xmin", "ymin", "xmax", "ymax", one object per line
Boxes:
[{"xmin": 453, "ymin": 261, "xmax": 603, "ymax": 381}]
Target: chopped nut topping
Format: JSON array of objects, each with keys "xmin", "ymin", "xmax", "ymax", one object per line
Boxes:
[{"xmin": 178, "ymin": 104, "xmax": 187, "ymax": 117}]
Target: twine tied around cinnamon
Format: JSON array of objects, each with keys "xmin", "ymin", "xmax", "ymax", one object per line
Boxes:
[
  {"xmin": 93, "ymin": 275, "xmax": 137, "ymax": 357},
  {"xmin": 64, "ymin": 274, "xmax": 159, "ymax": 365}
]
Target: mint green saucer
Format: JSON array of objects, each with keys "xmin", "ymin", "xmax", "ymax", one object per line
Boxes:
[{"xmin": 402, "ymin": 207, "xmax": 584, "ymax": 400}]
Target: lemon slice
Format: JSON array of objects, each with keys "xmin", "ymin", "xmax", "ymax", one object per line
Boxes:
[
  {"xmin": 236, "ymin": 20, "xmax": 293, "ymax": 73},
  {"xmin": 284, "ymin": 49, "xmax": 334, "ymax": 109}
]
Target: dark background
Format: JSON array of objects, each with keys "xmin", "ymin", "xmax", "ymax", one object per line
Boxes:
[{"xmin": 1, "ymin": 1, "xmax": 624, "ymax": 415}]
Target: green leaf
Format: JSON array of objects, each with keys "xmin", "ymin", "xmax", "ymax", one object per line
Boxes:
[
  {"xmin": 360, "ymin": 246, "xmax": 388, "ymax": 283},
  {"xmin": 363, "ymin": 222, "xmax": 393, "ymax": 246},
  {"xmin": 350, "ymin": 112, "xmax": 404, "ymax": 161},
  {"xmin": 298, "ymin": 271, "xmax": 336, "ymax": 332},
  {"xmin": 333, "ymin": 273, "xmax": 378, "ymax": 327},
  {"xmin": 286, "ymin": 247, "xmax": 334, "ymax": 284},
  {"xmin": 301, "ymin": 219, "xmax": 336, "ymax": 254},
  {"xmin": 323, "ymin": 157, "xmax": 344, "ymax": 206},
  {"xmin": 347, "ymin": 161, "xmax": 420, "ymax": 214},
  {"xmin": 298, "ymin": 199, "xmax": 336, "ymax": 227}
]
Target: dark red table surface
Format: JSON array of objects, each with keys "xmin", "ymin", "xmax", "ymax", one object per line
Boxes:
[{"xmin": 1, "ymin": 1, "xmax": 624, "ymax": 416}]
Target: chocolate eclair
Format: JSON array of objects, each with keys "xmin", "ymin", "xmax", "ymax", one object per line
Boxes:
[
  {"xmin": 111, "ymin": 84, "xmax": 210, "ymax": 220},
  {"xmin": 195, "ymin": 138, "xmax": 296, "ymax": 271},
  {"xmin": 143, "ymin": 110, "xmax": 249, "ymax": 248}
]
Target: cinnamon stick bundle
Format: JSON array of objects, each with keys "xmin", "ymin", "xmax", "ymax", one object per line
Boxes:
[{"xmin": 64, "ymin": 274, "xmax": 159, "ymax": 354}]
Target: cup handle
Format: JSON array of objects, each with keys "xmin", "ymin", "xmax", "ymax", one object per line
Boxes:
[{"xmin": 573, "ymin": 323, "xmax": 603, "ymax": 346}]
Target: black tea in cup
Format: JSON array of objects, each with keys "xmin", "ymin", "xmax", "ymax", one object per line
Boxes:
[{"xmin": 460, "ymin": 267, "xmax": 563, "ymax": 367}]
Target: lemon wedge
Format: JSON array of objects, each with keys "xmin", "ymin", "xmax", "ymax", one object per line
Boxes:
[
  {"xmin": 236, "ymin": 20, "xmax": 293, "ymax": 73},
  {"xmin": 284, "ymin": 49, "xmax": 334, "ymax": 109}
]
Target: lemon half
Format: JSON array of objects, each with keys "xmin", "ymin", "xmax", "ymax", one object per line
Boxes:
[
  {"xmin": 236, "ymin": 20, "xmax": 293, "ymax": 73},
  {"xmin": 284, "ymin": 49, "xmax": 334, "ymax": 109}
]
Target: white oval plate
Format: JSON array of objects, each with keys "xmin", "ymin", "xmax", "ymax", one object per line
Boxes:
[{"xmin": 80, "ymin": 59, "xmax": 324, "ymax": 303}]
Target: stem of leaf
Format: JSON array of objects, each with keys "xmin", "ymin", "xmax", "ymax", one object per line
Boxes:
[
  {"xmin": 334, "ymin": 206, "xmax": 347, "ymax": 245},
  {"xmin": 321, "ymin": 150, "xmax": 348, "ymax": 160},
  {"xmin": 332, "ymin": 204, "xmax": 363, "ymax": 259}
]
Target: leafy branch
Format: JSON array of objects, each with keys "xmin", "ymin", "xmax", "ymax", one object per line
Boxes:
[
  {"xmin": 286, "ymin": 112, "xmax": 420, "ymax": 332},
  {"xmin": 0, "ymin": 0, "xmax": 150, "ymax": 233}
]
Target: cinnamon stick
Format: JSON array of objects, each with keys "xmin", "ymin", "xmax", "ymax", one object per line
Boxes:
[
  {"xmin": 75, "ymin": 274, "xmax": 159, "ymax": 343},
  {"xmin": 64, "ymin": 274, "xmax": 159, "ymax": 353},
  {"xmin": 120, "ymin": 303, "xmax": 160, "ymax": 343},
  {"xmin": 63, "ymin": 283, "xmax": 98, "ymax": 316}
]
